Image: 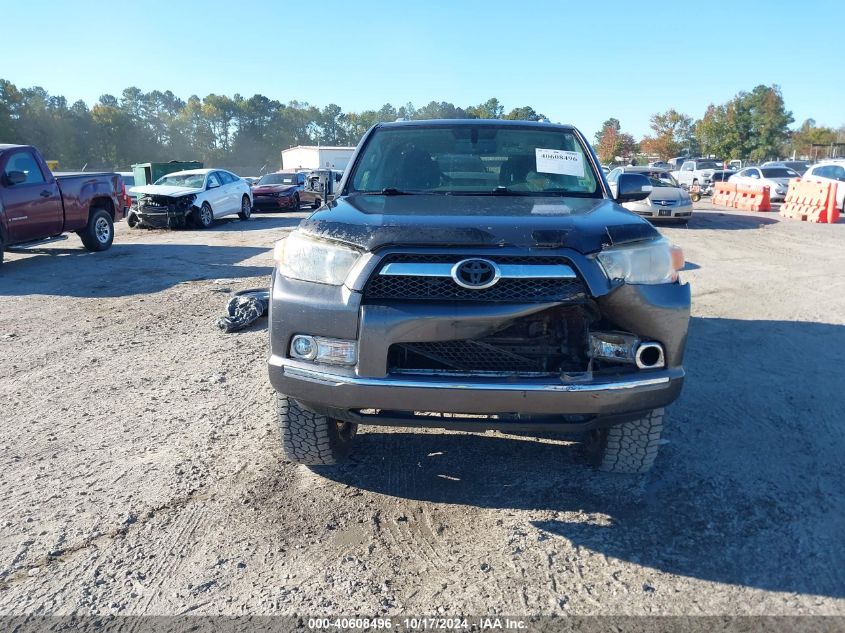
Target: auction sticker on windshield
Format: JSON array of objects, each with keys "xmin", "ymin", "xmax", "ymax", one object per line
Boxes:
[{"xmin": 535, "ymin": 148, "xmax": 584, "ymax": 177}]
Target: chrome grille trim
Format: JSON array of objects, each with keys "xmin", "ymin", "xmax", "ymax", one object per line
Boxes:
[{"xmin": 379, "ymin": 262, "xmax": 577, "ymax": 279}]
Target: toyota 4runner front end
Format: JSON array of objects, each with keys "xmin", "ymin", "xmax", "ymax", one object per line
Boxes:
[{"xmin": 268, "ymin": 120, "xmax": 690, "ymax": 473}]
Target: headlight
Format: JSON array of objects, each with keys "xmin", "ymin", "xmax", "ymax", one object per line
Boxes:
[
  {"xmin": 597, "ymin": 237, "xmax": 684, "ymax": 285},
  {"xmin": 273, "ymin": 233, "xmax": 361, "ymax": 286}
]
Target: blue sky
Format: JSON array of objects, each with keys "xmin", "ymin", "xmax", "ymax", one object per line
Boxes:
[{"xmin": 4, "ymin": 0, "xmax": 843, "ymax": 139}]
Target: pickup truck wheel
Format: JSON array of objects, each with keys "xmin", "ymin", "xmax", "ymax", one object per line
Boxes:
[
  {"xmin": 276, "ymin": 395, "xmax": 356, "ymax": 465},
  {"xmin": 586, "ymin": 408, "xmax": 665, "ymax": 474},
  {"xmin": 194, "ymin": 203, "xmax": 214, "ymax": 229},
  {"xmin": 238, "ymin": 196, "xmax": 252, "ymax": 220},
  {"xmin": 78, "ymin": 208, "xmax": 114, "ymax": 252},
  {"xmin": 312, "ymin": 198, "xmax": 321, "ymax": 209}
]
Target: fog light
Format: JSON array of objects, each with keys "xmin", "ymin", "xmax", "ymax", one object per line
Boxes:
[
  {"xmin": 315, "ymin": 338, "xmax": 357, "ymax": 365},
  {"xmin": 589, "ymin": 332, "xmax": 639, "ymax": 364},
  {"xmin": 291, "ymin": 335, "xmax": 317, "ymax": 360},
  {"xmin": 290, "ymin": 335, "xmax": 357, "ymax": 366}
]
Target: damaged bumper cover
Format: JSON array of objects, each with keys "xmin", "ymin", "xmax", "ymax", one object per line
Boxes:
[
  {"xmin": 267, "ymin": 262, "xmax": 691, "ymax": 431},
  {"xmin": 130, "ymin": 194, "xmax": 196, "ymax": 228}
]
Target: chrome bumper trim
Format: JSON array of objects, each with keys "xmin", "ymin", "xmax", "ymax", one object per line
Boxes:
[{"xmin": 271, "ymin": 356, "xmax": 676, "ymax": 392}]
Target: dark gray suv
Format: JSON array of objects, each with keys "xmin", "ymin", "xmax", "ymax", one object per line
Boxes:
[{"xmin": 268, "ymin": 120, "xmax": 690, "ymax": 473}]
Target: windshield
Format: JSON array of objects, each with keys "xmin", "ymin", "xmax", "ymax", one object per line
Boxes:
[
  {"xmin": 784, "ymin": 162, "xmax": 807, "ymax": 173},
  {"xmin": 259, "ymin": 173, "xmax": 298, "ymax": 186},
  {"xmin": 155, "ymin": 173, "xmax": 205, "ymax": 188},
  {"xmin": 761, "ymin": 168, "xmax": 798, "ymax": 178},
  {"xmin": 348, "ymin": 124, "xmax": 599, "ymax": 196},
  {"xmin": 696, "ymin": 161, "xmax": 721, "ymax": 170},
  {"xmin": 640, "ymin": 171, "xmax": 678, "ymax": 188}
]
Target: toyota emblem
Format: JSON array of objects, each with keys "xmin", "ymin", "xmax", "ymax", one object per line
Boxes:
[{"xmin": 451, "ymin": 258, "xmax": 500, "ymax": 289}]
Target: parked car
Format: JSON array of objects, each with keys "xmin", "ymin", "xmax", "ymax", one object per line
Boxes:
[
  {"xmin": 268, "ymin": 119, "xmax": 690, "ymax": 474},
  {"xmin": 673, "ymin": 159, "xmax": 724, "ymax": 189},
  {"xmin": 251, "ymin": 171, "xmax": 321, "ymax": 212},
  {"xmin": 127, "ymin": 168, "xmax": 253, "ymax": 229},
  {"xmin": 703, "ymin": 170, "xmax": 736, "ymax": 195},
  {"xmin": 728, "ymin": 166, "xmax": 801, "ymax": 201},
  {"xmin": 0, "ymin": 144, "xmax": 125, "ymax": 266},
  {"xmin": 761, "ymin": 160, "xmax": 809, "ymax": 176},
  {"xmin": 648, "ymin": 161, "xmax": 672, "ymax": 171},
  {"xmin": 802, "ymin": 160, "xmax": 845, "ymax": 213},
  {"xmin": 607, "ymin": 166, "xmax": 693, "ymax": 224}
]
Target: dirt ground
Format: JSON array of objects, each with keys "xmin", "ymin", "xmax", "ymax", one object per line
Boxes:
[{"xmin": 0, "ymin": 203, "xmax": 843, "ymax": 617}]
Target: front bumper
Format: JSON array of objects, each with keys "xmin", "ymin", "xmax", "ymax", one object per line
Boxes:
[
  {"xmin": 269, "ymin": 357, "xmax": 684, "ymax": 425},
  {"xmin": 131, "ymin": 208, "xmax": 190, "ymax": 228},
  {"xmin": 253, "ymin": 195, "xmax": 297, "ymax": 210},
  {"xmin": 267, "ymin": 263, "xmax": 690, "ymax": 429}
]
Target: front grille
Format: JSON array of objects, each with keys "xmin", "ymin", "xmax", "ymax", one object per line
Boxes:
[
  {"xmin": 399, "ymin": 340, "xmax": 541, "ymax": 372},
  {"xmin": 364, "ymin": 253, "xmax": 587, "ymax": 302}
]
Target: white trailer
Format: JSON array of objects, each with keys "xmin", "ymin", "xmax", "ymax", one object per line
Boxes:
[{"xmin": 281, "ymin": 146, "xmax": 355, "ymax": 171}]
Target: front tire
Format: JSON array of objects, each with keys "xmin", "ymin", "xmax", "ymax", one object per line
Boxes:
[
  {"xmin": 194, "ymin": 202, "xmax": 214, "ymax": 229},
  {"xmin": 78, "ymin": 208, "xmax": 114, "ymax": 252},
  {"xmin": 276, "ymin": 395, "xmax": 357, "ymax": 465},
  {"xmin": 312, "ymin": 197, "xmax": 321, "ymax": 209},
  {"xmin": 238, "ymin": 196, "xmax": 252, "ymax": 220},
  {"xmin": 292, "ymin": 194, "xmax": 300, "ymax": 210},
  {"xmin": 586, "ymin": 408, "xmax": 665, "ymax": 474}
]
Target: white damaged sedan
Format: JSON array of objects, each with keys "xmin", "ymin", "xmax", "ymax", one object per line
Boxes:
[{"xmin": 127, "ymin": 168, "xmax": 253, "ymax": 229}]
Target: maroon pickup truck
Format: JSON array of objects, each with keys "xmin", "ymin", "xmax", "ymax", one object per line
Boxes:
[{"xmin": 0, "ymin": 144, "xmax": 126, "ymax": 266}]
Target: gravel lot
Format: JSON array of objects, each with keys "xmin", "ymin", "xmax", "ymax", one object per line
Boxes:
[{"xmin": 0, "ymin": 203, "xmax": 843, "ymax": 616}]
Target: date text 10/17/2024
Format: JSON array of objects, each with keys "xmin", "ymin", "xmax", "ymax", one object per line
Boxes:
[{"xmin": 307, "ymin": 617, "xmax": 528, "ymax": 631}]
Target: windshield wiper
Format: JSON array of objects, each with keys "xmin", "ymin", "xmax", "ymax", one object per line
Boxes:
[{"xmin": 358, "ymin": 187, "xmax": 415, "ymax": 195}]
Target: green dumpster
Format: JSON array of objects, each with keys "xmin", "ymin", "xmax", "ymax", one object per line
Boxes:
[{"xmin": 132, "ymin": 161, "xmax": 203, "ymax": 187}]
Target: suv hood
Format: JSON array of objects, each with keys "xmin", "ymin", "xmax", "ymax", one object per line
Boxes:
[
  {"xmin": 298, "ymin": 194, "xmax": 659, "ymax": 254},
  {"xmin": 131, "ymin": 184, "xmax": 204, "ymax": 197}
]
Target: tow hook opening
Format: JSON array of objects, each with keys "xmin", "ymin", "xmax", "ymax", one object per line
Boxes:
[{"xmin": 635, "ymin": 342, "xmax": 665, "ymax": 369}]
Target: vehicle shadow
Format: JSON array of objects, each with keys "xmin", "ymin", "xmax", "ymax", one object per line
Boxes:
[
  {"xmin": 679, "ymin": 211, "xmax": 780, "ymax": 230},
  {"xmin": 315, "ymin": 317, "xmax": 845, "ymax": 597},
  {"xmin": 129, "ymin": 215, "xmax": 304, "ymax": 233},
  {"xmin": 0, "ymin": 243, "xmax": 272, "ymax": 297}
]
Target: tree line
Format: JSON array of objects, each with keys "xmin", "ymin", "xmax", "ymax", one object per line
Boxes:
[
  {"xmin": 594, "ymin": 84, "xmax": 844, "ymax": 165},
  {"xmin": 0, "ymin": 80, "xmax": 544, "ymax": 174},
  {"xmin": 2, "ymin": 78, "xmax": 842, "ymax": 174}
]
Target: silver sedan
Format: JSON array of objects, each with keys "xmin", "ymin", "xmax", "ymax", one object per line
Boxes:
[{"xmin": 607, "ymin": 166, "xmax": 693, "ymax": 223}]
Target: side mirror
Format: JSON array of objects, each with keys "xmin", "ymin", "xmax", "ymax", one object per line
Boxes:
[
  {"xmin": 614, "ymin": 173, "xmax": 652, "ymax": 203},
  {"xmin": 5, "ymin": 170, "xmax": 27, "ymax": 186},
  {"xmin": 207, "ymin": 181, "xmax": 220, "ymax": 189}
]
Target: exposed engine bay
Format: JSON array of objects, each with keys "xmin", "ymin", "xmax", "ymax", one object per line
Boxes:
[{"xmin": 127, "ymin": 194, "xmax": 197, "ymax": 229}]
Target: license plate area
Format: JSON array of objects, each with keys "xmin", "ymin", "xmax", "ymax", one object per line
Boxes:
[{"xmin": 658, "ymin": 209, "xmax": 672, "ymax": 217}]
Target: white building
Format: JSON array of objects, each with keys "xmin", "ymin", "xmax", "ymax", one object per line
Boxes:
[{"xmin": 281, "ymin": 146, "xmax": 355, "ymax": 171}]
